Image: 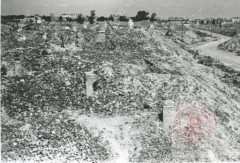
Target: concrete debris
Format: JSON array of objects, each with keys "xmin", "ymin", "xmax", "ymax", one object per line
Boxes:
[
  {"xmin": 17, "ymin": 35, "xmax": 26, "ymax": 41},
  {"xmin": 19, "ymin": 123, "xmax": 32, "ymax": 132},
  {"xmin": 128, "ymin": 19, "xmax": 134, "ymax": 29}
]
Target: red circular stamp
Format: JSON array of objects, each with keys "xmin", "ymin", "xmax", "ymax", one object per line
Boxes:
[{"xmin": 173, "ymin": 107, "xmax": 214, "ymax": 147}]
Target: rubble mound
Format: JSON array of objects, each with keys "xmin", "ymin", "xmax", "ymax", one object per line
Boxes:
[
  {"xmin": 1, "ymin": 23, "xmax": 240, "ymax": 162},
  {"xmin": 1, "ymin": 112, "xmax": 109, "ymax": 163},
  {"xmin": 218, "ymin": 34, "xmax": 240, "ymax": 54},
  {"xmin": 164, "ymin": 24, "xmax": 216, "ymax": 45}
]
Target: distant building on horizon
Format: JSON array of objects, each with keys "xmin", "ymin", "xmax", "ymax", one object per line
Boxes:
[
  {"xmin": 50, "ymin": 13, "xmax": 59, "ymax": 21},
  {"xmin": 221, "ymin": 18, "xmax": 232, "ymax": 25},
  {"xmin": 23, "ymin": 16, "xmax": 35, "ymax": 23},
  {"xmin": 192, "ymin": 19, "xmax": 201, "ymax": 25},
  {"xmin": 168, "ymin": 17, "xmax": 184, "ymax": 21},
  {"xmin": 231, "ymin": 17, "xmax": 240, "ymax": 23},
  {"xmin": 61, "ymin": 14, "xmax": 78, "ymax": 20}
]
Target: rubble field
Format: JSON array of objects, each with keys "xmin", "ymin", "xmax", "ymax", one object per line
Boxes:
[{"xmin": 1, "ymin": 21, "xmax": 240, "ymax": 162}]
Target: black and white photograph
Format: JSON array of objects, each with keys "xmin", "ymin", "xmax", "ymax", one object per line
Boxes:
[{"xmin": 1, "ymin": 0, "xmax": 240, "ymax": 162}]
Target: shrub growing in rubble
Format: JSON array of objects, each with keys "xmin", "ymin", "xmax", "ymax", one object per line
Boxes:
[
  {"xmin": 88, "ymin": 10, "xmax": 96, "ymax": 24},
  {"xmin": 76, "ymin": 14, "xmax": 85, "ymax": 24},
  {"xmin": 150, "ymin": 13, "xmax": 157, "ymax": 22}
]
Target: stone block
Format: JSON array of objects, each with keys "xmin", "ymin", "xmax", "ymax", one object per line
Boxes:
[
  {"xmin": 85, "ymin": 71, "xmax": 98, "ymax": 96},
  {"xmin": 163, "ymin": 100, "xmax": 177, "ymax": 132},
  {"xmin": 95, "ymin": 30, "xmax": 106, "ymax": 43},
  {"xmin": 128, "ymin": 19, "xmax": 134, "ymax": 29}
]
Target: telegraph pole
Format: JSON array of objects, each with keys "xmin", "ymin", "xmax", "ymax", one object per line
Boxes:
[
  {"xmin": 181, "ymin": 18, "xmax": 184, "ymax": 41},
  {"xmin": 168, "ymin": 20, "xmax": 171, "ymax": 31},
  {"xmin": 210, "ymin": 20, "xmax": 213, "ymax": 37}
]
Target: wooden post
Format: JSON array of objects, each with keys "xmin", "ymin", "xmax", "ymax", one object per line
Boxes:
[{"xmin": 106, "ymin": 21, "xmax": 114, "ymax": 29}]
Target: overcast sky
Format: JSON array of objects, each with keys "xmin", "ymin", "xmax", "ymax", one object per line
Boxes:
[{"xmin": 1, "ymin": 0, "xmax": 240, "ymax": 18}]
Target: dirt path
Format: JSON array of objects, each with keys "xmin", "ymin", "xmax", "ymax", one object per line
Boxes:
[
  {"xmin": 65, "ymin": 111, "xmax": 134, "ymax": 163},
  {"xmin": 191, "ymin": 29, "xmax": 240, "ymax": 71}
]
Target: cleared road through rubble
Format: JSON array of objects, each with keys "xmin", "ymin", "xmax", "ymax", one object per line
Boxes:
[{"xmin": 191, "ymin": 29, "xmax": 240, "ymax": 71}]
